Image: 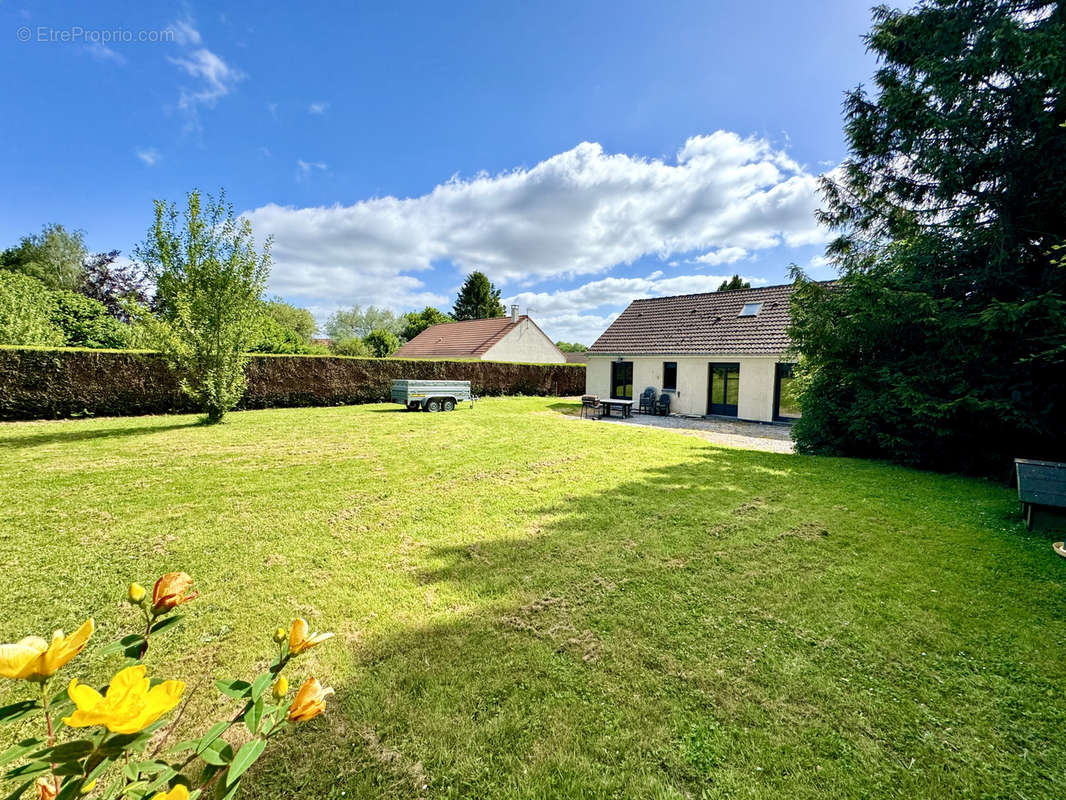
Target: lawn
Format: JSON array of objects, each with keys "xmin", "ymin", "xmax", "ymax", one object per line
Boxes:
[{"xmin": 1, "ymin": 397, "xmax": 1064, "ymax": 799}]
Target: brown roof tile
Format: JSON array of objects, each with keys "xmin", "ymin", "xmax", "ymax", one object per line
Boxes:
[
  {"xmin": 588, "ymin": 283, "xmax": 797, "ymax": 356},
  {"xmin": 393, "ymin": 316, "xmax": 523, "ymax": 359}
]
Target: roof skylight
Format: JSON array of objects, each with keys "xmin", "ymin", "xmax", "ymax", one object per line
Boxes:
[{"xmin": 738, "ymin": 302, "xmax": 762, "ymax": 317}]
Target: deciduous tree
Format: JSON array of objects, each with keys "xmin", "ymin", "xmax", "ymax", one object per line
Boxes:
[{"xmin": 135, "ymin": 190, "xmax": 271, "ymax": 423}]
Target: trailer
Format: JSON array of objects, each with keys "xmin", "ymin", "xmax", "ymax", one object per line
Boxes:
[{"xmin": 390, "ymin": 379, "xmax": 474, "ymax": 412}]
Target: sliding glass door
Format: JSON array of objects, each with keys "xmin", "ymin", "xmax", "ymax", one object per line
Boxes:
[
  {"xmin": 774, "ymin": 363, "xmax": 802, "ymax": 420},
  {"xmin": 707, "ymin": 363, "xmax": 740, "ymax": 416},
  {"xmin": 610, "ymin": 361, "xmax": 633, "ymax": 400}
]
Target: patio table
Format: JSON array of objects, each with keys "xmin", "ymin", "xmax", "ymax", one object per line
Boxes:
[{"xmin": 599, "ymin": 399, "xmax": 634, "ymax": 419}]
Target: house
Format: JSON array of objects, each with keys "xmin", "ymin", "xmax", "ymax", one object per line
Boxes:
[
  {"xmin": 393, "ymin": 305, "xmax": 566, "ymax": 364},
  {"xmin": 585, "ymin": 283, "xmax": 802, "ymax": 422},
  {"xmin": 563, "ymin": 352, "xmax": 588, "ymax": 364}
]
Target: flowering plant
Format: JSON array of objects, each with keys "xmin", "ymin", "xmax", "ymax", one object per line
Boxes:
[{"xmin": 0, "ymin": 572, "xmax": 333, "ymax": 799}]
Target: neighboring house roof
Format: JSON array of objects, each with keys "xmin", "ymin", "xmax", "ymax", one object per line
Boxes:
[
  {"xmin": 393, "ymin": 316, "xmax": 531, "ymax": 359},
  {"xmin": 589, "ymin": 283, "xmax": 797, "ymax": 356},
  {"xmin": 563, "ymin": 352, "xmax": 588, "ymax": 364}
]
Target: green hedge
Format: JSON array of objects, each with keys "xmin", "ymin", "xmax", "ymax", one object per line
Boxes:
[{"xmin": 0, "ymin": 348, "xmax": 586, "ymax": 420}]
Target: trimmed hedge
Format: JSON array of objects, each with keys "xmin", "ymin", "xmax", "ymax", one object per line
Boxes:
[{"xmin": 0, "ymin": 348, "xmax": 586, "ymax": 421}]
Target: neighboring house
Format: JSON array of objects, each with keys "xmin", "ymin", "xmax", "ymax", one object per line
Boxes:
[
  {"xmin": 393, "ymin": 306, "xmax": 566, "ymax": 363},
  {"xmin": 586, "ymin": 283, "xmax": 802, "ymax": 422},
  {"xmin": 563, "ymin": 352, "xmax": 588, "ymax": 364}
]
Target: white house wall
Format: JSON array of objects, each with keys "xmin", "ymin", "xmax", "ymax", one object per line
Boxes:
[
  {"xmin": 585, "ymin": 354, "xmax": 783, "ymax": 422},
  {"xmin": 482, "ymin": 319, "xmax": 566, "ymax": 364}
]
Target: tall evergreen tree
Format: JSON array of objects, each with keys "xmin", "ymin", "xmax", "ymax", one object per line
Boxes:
[
  {"xmin": 452, "ymin": 271, "xmax": 505, "ymax": 320},
  {"xmin": 717, "ymin": 274, "xmax": 751, "ymax": 291},
  {"xmin": 791, "ymin": 1, "xmax": 1066, "ymax": 474}
]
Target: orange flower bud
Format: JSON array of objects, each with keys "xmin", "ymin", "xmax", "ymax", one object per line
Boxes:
[
  {"xmin": 151, "ymin": 573, "xmax": 198, "ymax": 615},
  {"xmin": 35, "ymin": 777, "xmax": 58, "ymax": 800},
  {"xmin": 288, "ymin": 618, "xmax": 333, "ymax": 655},
  {"xmin": 286, "ymin": 677, "xmax": 333, "ymax": 723}
]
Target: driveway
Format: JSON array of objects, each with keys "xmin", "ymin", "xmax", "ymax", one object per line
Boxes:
[{"xmin": 582, "ymin": 412, "xmax": 795, "ymax": 454}]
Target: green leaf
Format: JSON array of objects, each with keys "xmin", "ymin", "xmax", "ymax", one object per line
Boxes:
[
  {"xmin": 149, "ymin": 615, "xmax": 183, "ymax": 635},
  {"xmin": 28, "ymin": 740, "xmax": 94, "ymax": 763},
  {"xmin": 4, "ymin": 760, "xmax": 50, "ymax": 779},
  {"xmin": 198, "ymin": 738, "xmax": 234, "ymax": 767},
  {"xmin": 2, "ymin": 778, "xmax": 35, "ymax": 800},
  {"xmin": 195, "ymin": 721, "xmax": 229, "ymax": 755},
  {"xmin": 244, "ymin": 697, "xmax": 265, "ymax": 735},
  {"xmin": 98, "ymin": 633, "xmax": 146, "ymax": 657},
  {"xmin": 0, "ymin": 739, "xmax": 43, "ymax": 768},
  {"xmin": 225, "ymin": 738, "xmax": 266, "ymax": 786},
  {"xmin": 142, "ymin": 766, "xmax": 178, "ymax": 792},
  {"xmin": 216, "ymin": 779, "xmax": 241, "ymax": 800},
  {"xmin": 214, "ymin": 679, "xmax": 252, "ymax": 699},
  {"xmin": 249, "ymin": 672, "xmax": 272, "ymax": 702},
  {"xmin": 0, "ymin": 701, "xmax": 40, "ymax": 725}
]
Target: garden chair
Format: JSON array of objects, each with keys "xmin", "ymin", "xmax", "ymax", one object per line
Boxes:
[
  {"xmin": 638, "ymin": 387, "xmax": 657, "ymax": 414},
  {"xmin": 655, "ymin": 393, "xmax": 671, "ymax": 416}
]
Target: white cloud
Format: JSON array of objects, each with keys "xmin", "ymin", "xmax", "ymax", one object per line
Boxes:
[
  {"xmin": 244, "ymin": 130, "xmax": 831, "ymax": 335},
  {"xmin": 308, "ymin": 102, "xmax": 329, "ymax": 114},
  {"xmin": 166, "ymin": 19, "xmax": 244, "ymax": 131},
  {"xmin": 167, "ymin": 19, "xmax": 202, "ymax": 47},
  {"xmin": 296, "ymin": 159, "xmax": 328, "ymax": 181},
  {"xmin": 501, "ymin": 272, "xmax": 769, "ymax": 343},
  {"xmin": 136, "ymin": 147, "xmax": 160, "ymax": 166},
  {"xmin": 85, "ymin": 41, "xmax": 125, "ymax": 65},
  {"xmin": 693, "ymin": 246, "xmax": 748, "ymax": 266}
]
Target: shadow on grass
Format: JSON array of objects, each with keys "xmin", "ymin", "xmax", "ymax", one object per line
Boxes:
[
  {"xmin": 0, "ymin": 419, "xmax": 203, "ymax": 450},
  {"xmin": 244, "ymin": 448, "xmax": 1064, "ymax": 799}
]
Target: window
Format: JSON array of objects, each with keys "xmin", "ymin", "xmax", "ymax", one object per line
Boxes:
[
  {"xmin": 662, "ymin": 361, "xmax": 677, "ymax": 391},
  {"xmin": 738, "ymin": 302, "xmax": 762, "ymax": 317}
]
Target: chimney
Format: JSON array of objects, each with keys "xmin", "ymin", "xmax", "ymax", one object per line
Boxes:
[{"xmin": 510, "ymin": 304, "xmax": 519, "ymax": 323}]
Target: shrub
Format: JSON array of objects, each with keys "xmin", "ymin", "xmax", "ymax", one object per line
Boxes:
[
  {"xmin": 330, "ymin": 337, "xmax": 370, "ymax": 357},
  {"xmin": 363, "ymin": 328, "xmax": 399, "ymax": 358},
  {"xmin": 0, "ymin": 271, "xmax": 63, "ymax": 346},
  {"xmin": 49, "ymin": 290, "xmax": 129, "ymax": 348}
]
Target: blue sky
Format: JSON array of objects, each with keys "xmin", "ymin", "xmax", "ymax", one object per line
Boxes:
[{"xmin": 0, "ymin": 1, "xmax": 889, "ymax": 343}]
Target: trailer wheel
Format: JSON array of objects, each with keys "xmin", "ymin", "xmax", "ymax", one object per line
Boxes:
[
  {"xmin": 443, "ymin": 398, "xmax": 456, "ymax": 412},
  {"xmin": 406, "ymin": 402, "xmax": 420, "ymax": 412},
  {"xmin": 425, "ymin": 398, "xmax": 441, "ymax": 413}
]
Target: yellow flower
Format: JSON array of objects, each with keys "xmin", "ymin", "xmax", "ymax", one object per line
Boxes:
[
  {"xmin": 272, "ymin": 677, "xmax": 288, "ymax": 700},
  {"xmin": 151, "ymin": 572, "xmax": 198, "ymax": 615},
  {"xmin": 288, "ymin": 618, "xmax": 333, "ymax": 655},
  {"xmin": 0, "ymin": 619, "xmax": 94, "ymax": 681},
  {"xmin": 149, "ymin": 785, "xmax": 189, "ymax": 800},
  {"xmin": 286, "ymin": 677, "xmax": 333, "ymax": 723},
  {"xmin": 128, "ymin": 582, "xmax": 146, "ymax": 603},
  {"xmin": 64, "ymin": 665, "xmax": 184, "ymax": 734}
]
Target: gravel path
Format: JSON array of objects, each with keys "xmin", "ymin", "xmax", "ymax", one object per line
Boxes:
[{"xmin": 577, "ymin": 411, "xmax": 796, "ymax": 454}]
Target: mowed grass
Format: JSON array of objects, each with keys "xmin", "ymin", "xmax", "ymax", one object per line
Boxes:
[{"xmin": 1, "ymin": 397, "xmax": 1065, "ymax": 799}]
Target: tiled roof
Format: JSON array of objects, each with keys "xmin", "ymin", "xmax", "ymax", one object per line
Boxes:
[
  {"xmin": 563, "ymin": 352, "xmax": 588, "ymax": 363},
  {"xmin": 393, "ymin": 316, "xmax": 525, "ymax": 359},
  {"xmin": 588, "ymin": 283, "xmax": 796, "ymax": 356}
]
